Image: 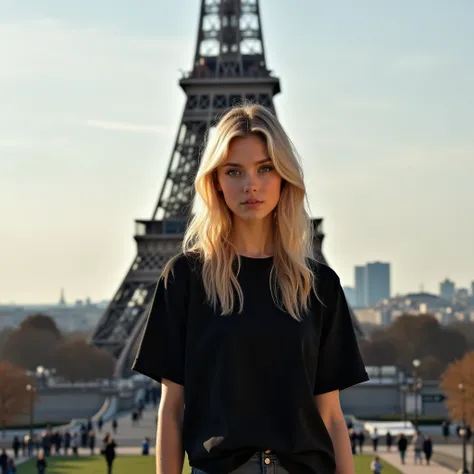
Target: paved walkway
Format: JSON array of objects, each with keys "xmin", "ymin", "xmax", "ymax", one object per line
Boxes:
[
  {"xmin": 379, "ymin": 451, "xmax": 454, "ymax": 474},
  {"xmin": 435, "ymin": 444, "xmax": 467, "ymax": 459},
  {"xmin": 98, "ymin": 404, "xmax": 158, "ymax": 447}
]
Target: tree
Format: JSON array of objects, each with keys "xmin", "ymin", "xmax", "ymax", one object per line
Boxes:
[
  {"xmin": 2, "ymin": 328, "xmax": 58, "ymax": 370},
  {"xmin": 54, "ymin": 340, "xmax": 115, "ymax": 382},
  {"xmin": 440, "ymin": 352, "xmax": 474, "ymax": 426},
  {"xmin": 0, "ymin": 327, "xmax": 14, "ymax": 359},
  {"xmin": 0, "ymin": 361, "xmax": 36, "ymax": 438},
  {"xmin": 441, "ymin": 351, "xmax": 474, "ymax": 474},
  {"xmin": 362, "ymin": 313, "xmax": 468, "ymax": 378},
  {"xmin": 360, "ymin": 337, "xmax": 397, "ymax": 366},
  {"xmin": 19, "ymin": 314, "xmax": 62, "ymax": 341},
  {"xmin": 451, "ymin": 322, "xmax": 474, "ymax": 350}
]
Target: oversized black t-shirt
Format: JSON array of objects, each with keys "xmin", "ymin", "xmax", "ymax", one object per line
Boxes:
[{"xmin": 132, "ymin": 253, "xmax": 369, "ymax": 474}]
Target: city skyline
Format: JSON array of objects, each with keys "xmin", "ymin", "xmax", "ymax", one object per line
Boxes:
[{"xmin": 1, "ymin": 1, "xmax": 473, "ymax": 304}]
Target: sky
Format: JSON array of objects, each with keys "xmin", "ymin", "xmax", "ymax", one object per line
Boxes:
[{"xmin": 0, "ymin": 0, "xmax": 473, "ymax": 304}]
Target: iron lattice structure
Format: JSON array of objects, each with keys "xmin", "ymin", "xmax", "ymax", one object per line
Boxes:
[{"xmin": 90, "ymin": 0, "xmax": 361, "ymax": 377}]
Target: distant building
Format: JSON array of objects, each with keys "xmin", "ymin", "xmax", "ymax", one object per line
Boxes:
[
  {"xmin": 354, "ymin": 262, "xmax": 391, "ymax": 308},
  {"xmin": 366, "ymin": 262, "xmax": 391, "ymax": 306},
  {"xmin": 59, "ymin": 288, "xmax": 66, "ymax": 306},
  {"xmin": 343, "ymin": 286, "xmax": 356, "ymax": 307},
  {"xmin": 355, "ymin": 266, "xmax": 367, "ymax": 307},
  {"xmin": 439, "ymin": 278, "xmax": 455, "ymax": 302}
]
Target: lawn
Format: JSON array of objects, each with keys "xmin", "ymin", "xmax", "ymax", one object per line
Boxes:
[
  {"xmin": 17, "ymin": 455, "xmax": 160, "ymax": 474},
  {"xmin": 355, "ymin": 455, "xmax": 402, "ymax": 474},
  {"xmin": 17, "ymin": 454, "xmax": 400, "ymax": 474}
]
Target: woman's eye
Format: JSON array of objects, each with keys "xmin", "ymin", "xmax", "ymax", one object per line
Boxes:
[
  {"xmin": 259, "ymin": 166, "xmax": 273, "ymax": 172},
  {"xmin": 226, "ymin": 169, "xmax": 241, "ymax": 176}
]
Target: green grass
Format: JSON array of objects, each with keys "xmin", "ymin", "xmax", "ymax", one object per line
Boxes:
[
  {"xmin": 355, "ymin": 455, "xmax": 402, "ymax": 474},
  {"xmin": 17, "ymin": 455, "xmax": 157, "ymax": 474},
  {"xmin": 17, "ymin": 454, "xmax": 400, "ymax": 474}
]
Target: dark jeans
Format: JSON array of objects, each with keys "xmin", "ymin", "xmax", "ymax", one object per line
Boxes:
[{"xmin": 191, "ymin": 452, "xmax": 289, "ymax": 474}]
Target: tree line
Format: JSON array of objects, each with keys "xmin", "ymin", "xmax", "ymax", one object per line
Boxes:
[
  {"xmin": 359, "ymin": 313, "xmax": 474, "ymax": 379},
  {"xmin": 0, "ymin": 313, "xmax": 114, "ymax": 382}
]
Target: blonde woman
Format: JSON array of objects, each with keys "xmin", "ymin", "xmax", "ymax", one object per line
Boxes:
[{"xmin": 133, "ymin": 104, "xmax": 369, "ymax": 474}]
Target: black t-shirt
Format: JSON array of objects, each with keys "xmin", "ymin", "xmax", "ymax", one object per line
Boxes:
[{"xmin": 132, "ymin": 253, "xmax": 369, "ymax": 474}]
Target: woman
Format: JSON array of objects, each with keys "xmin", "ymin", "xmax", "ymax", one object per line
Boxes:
[
  {"xmin": 423, "ymin": 435, "xmax": 433, "ymax": 465},
  {"xmin": 101, "ymin": 436, "xmax": 117, "ymax": 474},
  {"xmin": 36, "ymin": 451, "xmax": 47, "ymax": 474},
  {"xmin": 133, "ymin": 104, "xmax": 369, "ymax": 474},
  {"xmin": 397, "ymin": 434, "xmax": 408, "ymax": 465}
]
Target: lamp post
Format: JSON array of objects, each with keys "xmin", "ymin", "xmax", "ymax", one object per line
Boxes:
[
  {"xmin": 412, "ymin": 359, "xmax": 421, "ymax": 430},
  {"xmin": 25, "ymin": 384, "xmax": 36, "ymax": 438},
  {"xmin": 36, "ymin": 365, "xmax": 45, "ymax": 389},
  {"xmin": 458, "ymin": 383, "xmax": 469, "ymax": 474},
  {"xmin": 400, "ymin": 384, "xmax": 408, "ymax": 427}
]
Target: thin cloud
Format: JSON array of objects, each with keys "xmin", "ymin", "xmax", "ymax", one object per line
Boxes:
[{"xmin": 85, "ymin": 120, "xmax": 171, "ymax": 134}]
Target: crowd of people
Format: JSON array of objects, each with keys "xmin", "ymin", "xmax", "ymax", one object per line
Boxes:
[
  {"xmin": 349, "ymin": 426, "xmax": 433, "ymax": 465},
  {"xmin": 0, "ymin": 417, "xmax": 118, "ymax": 474}
]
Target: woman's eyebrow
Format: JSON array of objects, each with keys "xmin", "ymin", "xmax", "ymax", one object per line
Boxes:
[{"xmin": 222, "ymin": 158, "xmax": 272, "ymax": 168}]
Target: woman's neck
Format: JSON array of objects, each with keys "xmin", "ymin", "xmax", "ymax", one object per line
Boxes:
[{"xmin": 231, "ymin": 215, "xmax": 274, "ymax": 258}]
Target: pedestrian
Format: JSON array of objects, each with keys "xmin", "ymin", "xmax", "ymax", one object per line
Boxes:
[
  {"xmin": 412, "ymin": 430, "xmax": 424, "ymax": 465},
  {"xmin": 397, "ymin": 434, "xmax": 408, "ymax": 464},
  {"xmin": 441, "ymin": 421, "xmax": 450, "ymax": 443},
  {"xmin": 111, "ymin": 419, "xmax": 117, "ymax": 435},
  {"xmin": 348, "ymin": 429, "xmax": 357, "ymax": 455},
  {"xmin": 12, "ymin": 437, "xmax": 20, "ymax": 459},
  {"xmin": 358, "ymin": 430, "xmax": 366, "ymax": 454},
  {"xmin": 385, "ymin": 431, "xmax": 393, "ymax": 452},
  {"xmin": 371, "ymin": 428, "xmax": 379, "ymax": 452},
  {"xmin": 0, "ymin": 449, "xmax": 7, "ymax": 474},
  {"xmin": 132, "ymin": 103, "xmax": 369, "ymax": 474},
  {"xmin": 71, "ymin": 433, "xmax": 79, "ymax": 456},
  {"xmin": 423, "ymin": 435, "xmax": 433, "ymax": 465},
  {"xmin": 142, "ymin": 437, "xmax": 150, "ymax": 456},
  {"xmin": 101, "ymin": 436, "xmax": 117, "ymax": 474},
  {"xmin": 5, "ymin": 458, "xmax": 15, "ymax": 474},
  {"xmin": 89, "ymin": 431, "xmax": 96, "ymax": 455},
  {"xmin": 36, "ymin": 451, "xmax": 47, "ymax": 474},
  {"xmin": 370, "ymin": 455, "xmax": 383, "ymax": 474}
]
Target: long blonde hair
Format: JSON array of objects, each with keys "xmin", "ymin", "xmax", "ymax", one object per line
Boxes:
[{"xmin": 165, "ymin": 103, "xmax": 316, "ymax": 321}]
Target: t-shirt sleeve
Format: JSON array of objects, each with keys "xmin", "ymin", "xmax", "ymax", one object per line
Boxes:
[
  {"xmin": 313, "ymin": 271, "xmax": 369, "ymax": 395},
  {"xmin": 131, "ymin": 256, "xmax": 189, "ymax": 385}
]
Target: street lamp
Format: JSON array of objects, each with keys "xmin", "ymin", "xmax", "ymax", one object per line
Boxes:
[
  {"xmin": 25, "ymin": 384, "xmax": 36, "ymax": 438},
  {"xmin": 412, "ymin": 359, "xmax": 422, "ymax": 430},
  {"xmin": 400, "ymin": 384, "xmax": 408, "ymax": 427},
  {"xmin": 36, "ymin": 366, "xmax": 45, "ymax": 388},
  {"xmin": 458, "ymin": 383, "xmax": 469, "ymax": 474}
]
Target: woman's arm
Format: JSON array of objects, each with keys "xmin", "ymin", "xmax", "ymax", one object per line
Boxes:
[
  {"xmin": 157, "ymin": 378, "xmax": 185, "ymax": 474},
  {"xmin": 315, "ymin": 390, "xmax": 355, "ymax": 474}
]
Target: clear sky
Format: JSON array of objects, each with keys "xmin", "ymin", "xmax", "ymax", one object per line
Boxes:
[{"xmin": 1, "ymin": 0, "xmax": 473, "ymax": 304}]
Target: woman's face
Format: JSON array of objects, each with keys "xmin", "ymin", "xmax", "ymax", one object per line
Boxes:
[{"xmin": 216, "ymin": 134, "xmax": 282, "ymax": 222}]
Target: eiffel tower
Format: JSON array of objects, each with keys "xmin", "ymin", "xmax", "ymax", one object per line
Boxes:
[{"xmin": 90, "ymin": 0, "xmax": 362, "ymax": 377}]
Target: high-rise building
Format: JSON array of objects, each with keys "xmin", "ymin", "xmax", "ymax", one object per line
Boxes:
[
  {"xmin": 355, "ymin": 266, "xmax": 367, "ymax": 307},
  {"xmin": 471, "ymin": 281, "xmax": 474, "ymax": 298},
  {"xmin": 440, "ymin": 278, "xmax": 455, "ymax": 302},
  {"xmin": 365, "ymin": 262, "xmax": 391, "ymax": 306},
  {"xmin": 343, "ymin": 286, "xmax": 356, "ymax": 307}
]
